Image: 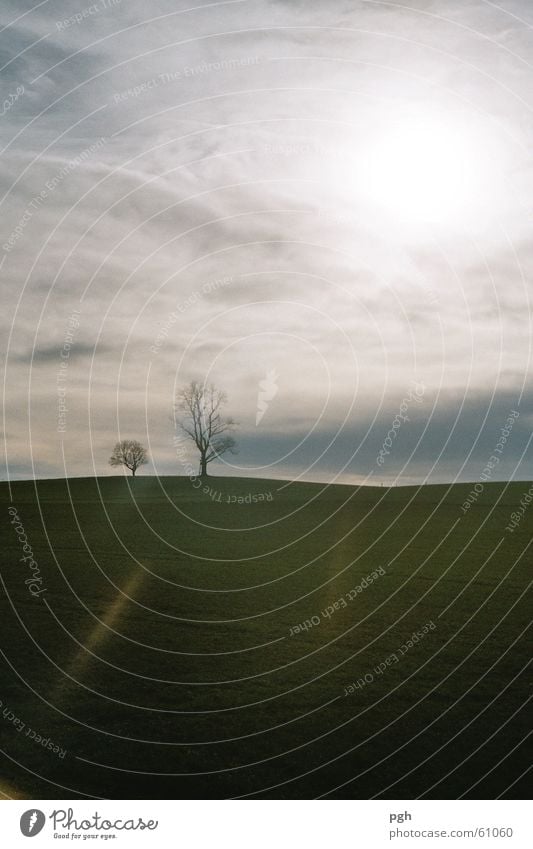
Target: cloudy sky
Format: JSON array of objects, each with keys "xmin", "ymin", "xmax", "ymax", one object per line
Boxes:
[{"xmin": 1, "ymin": 0, "xmax": 532, "ymax": 484}]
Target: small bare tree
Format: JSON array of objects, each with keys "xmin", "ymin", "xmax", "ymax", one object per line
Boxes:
[
  {"xmin": 109, "ymin": 439, "xmax": 148, "ymax": 477},
  {"xmin": 175, "ymin": 381, "xmax": 237, "ymax": 476}
]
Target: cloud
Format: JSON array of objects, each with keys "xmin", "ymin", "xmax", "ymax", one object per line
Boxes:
[
  {"xmin": 1, "ymin": 0, "xmax": 532, "ymax": 483},
  {"xmin": 11, "ymin": 341, "xmax": 116, "ymax": 364}
]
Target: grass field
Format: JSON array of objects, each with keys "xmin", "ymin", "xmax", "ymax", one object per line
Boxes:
[{"xmin": 0, "ymin": 475, "xmax": 530, "ymax": 799}]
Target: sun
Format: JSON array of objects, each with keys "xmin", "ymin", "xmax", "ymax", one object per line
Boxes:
[{"xmin": 358, "ymin": 113, "xmax": 497, "ymax": 229}]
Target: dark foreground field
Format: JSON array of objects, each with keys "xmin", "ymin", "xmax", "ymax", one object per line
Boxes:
[{"xmin": 0, "ymin": 476, "xmax": 530, "ymax": 799}]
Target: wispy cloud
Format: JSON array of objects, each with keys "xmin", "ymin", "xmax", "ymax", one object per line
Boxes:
[{"xmin": 1, "ymin": 0, "xmax": 532, "ymax": 482}]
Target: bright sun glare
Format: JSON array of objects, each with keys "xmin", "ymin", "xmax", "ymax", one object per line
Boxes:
[{"xmin": 359, "ymin": 115, "xmax": 497, "ymax": 228}]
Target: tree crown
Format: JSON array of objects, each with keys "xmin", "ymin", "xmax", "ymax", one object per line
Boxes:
[
  {"xmin": 175, "ymin": 381, "xmax": 237, "ymax": 468},
  {"xmin": 109, "ymin": 439, "xmax": 148, "ymax": 473}
]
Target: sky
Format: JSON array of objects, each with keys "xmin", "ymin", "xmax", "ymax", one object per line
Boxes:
[{"xmin": 1, "ymin": 0, "xmax": 532, "ymax": 485}]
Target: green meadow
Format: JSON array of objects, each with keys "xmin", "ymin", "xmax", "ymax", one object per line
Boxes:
[{"xmin": 0, "ymin": 476, "xmax": 530, "ymax": 799}]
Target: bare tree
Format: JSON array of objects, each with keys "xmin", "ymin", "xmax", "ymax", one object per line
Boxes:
[
  {"xmin": 109, "ymin": 439, "xmax": 148, "ymax": 477},
  {"xmin": 175, "ymin": 381, "xmax": 237, "ymax": 476}
]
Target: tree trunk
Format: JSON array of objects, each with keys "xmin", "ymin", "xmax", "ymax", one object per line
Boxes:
[
  {"xmin": 199, "ymin": 455, "xmax": 208, "ymax": 476},
  {"xmin": 132, "ymin": 467, "xmax": 136, "ymax": 477}
]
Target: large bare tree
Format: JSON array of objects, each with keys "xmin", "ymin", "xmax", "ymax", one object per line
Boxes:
[
  {"xmin": 175, "ymin": 381, "xmax": 237, "ymax": 476},
  {"xmin": 109, "ymin": 439, "xmax": 148, "ymax": 477}
]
